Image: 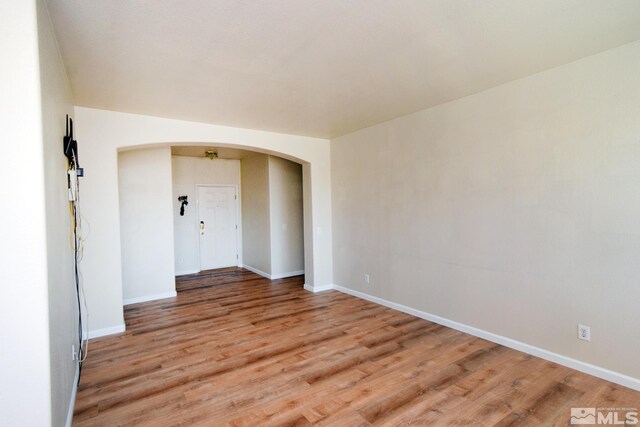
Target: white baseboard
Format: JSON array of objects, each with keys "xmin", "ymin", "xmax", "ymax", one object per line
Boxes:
[
  {"xmin": 303, "ymin": 283, "xmax": 334, "ymax": 293},
  {"xmin": 272, "ymin": 270, "xmax": 305, "ymax": 280},
  {"xmin": 242, "ymin": 265, "xmax": 305, "ymax": 280},
  {"xmin": 65, "ymin": 363, "xmax": 79, "ymax": 427},
  {"xmin": 123, "ymin": 291, "xmax": 177, "ymax": 306},
  {"xmin": 88, "ymin": 324, "xmax": 126, "ymax": 339},
  {"xmin": 175, "ymin": 269, "xmax": 199, "ymax": 276},
  {"xmin": 333, "ymin": 284, "xmax": 640, "ymax": 392},
  {"xmin": 241, "ymin": 264, "xmax": 272, "ymax": 279}
]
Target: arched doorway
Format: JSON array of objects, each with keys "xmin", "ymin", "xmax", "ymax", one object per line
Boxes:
[{"xmin": 75, "ymin": 107, "xmax": 333, "ymax": 338}]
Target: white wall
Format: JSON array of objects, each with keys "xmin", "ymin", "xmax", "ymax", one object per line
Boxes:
[
  {"xmin": 172, "ymin": 156, "xmax": 241, "ymax": 275},
  {"xmin": 269, "ymin": 156, "xmax": 304, "ymax": 277},
  {"xmin": 118, "ymin": 148, "xmax": 176, "ymax": 304},
  {"xmin": 241, "ymin": 154, "xmax": 271, "ymax": 275},
  {"xmin": 0, "ymin": 2, "xmax": 51, "ymax": 425},
  {"xmin": 332, "ymin": 41, "xmax": 640, "ymax": 383},
  {"xmin": 38, "ymin": 0, "xmax": 78, "ymax": 424},
  {"xmin": 0, "ymin": 0, "xmax": 77, "ymax": 425},
  {"xmin": 75, "ymin": 107, "xmax": 333, "ymax": 335}
]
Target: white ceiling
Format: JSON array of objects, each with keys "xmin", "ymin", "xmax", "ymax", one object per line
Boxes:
[{"xmin": 47, "ymin": 0, "xmax": 640, "ymax": 138}]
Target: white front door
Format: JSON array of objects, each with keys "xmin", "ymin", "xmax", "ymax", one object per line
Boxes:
[{"xmin": 197, "ymin": 185, "xmax": 238, "ymax": 270}]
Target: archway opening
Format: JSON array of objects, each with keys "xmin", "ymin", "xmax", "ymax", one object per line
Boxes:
[{"xmin": 116, "ymin": 142, "xmax": 312, "ymax": 306}]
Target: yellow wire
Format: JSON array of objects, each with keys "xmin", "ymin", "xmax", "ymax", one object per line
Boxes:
[
  {"xmin": 68, "ymin": 164, "xmax": 77, "ymax": 250},
  {"xmin": 69, "ymin": 202, "xmax": 76, "ymax": 250}
]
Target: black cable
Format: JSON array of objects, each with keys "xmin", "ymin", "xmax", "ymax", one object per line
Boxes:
[
  {"xmin": 73, "ymin": 198, "xmax": 83, "ymax": 384},
  {"xmin": 71, "ymin": 171, "xmax": 84, "ymax": 385},
  {"xmin": 65, "ymin": 121, "xmax": 86, "ymax": 385}
]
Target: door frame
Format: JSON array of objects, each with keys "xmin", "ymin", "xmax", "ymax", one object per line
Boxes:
[{"xmin": 195, "ymin": 184, "xmax": 241, "ymax": 272}]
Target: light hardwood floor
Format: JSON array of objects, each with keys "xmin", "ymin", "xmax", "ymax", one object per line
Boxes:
[{"xmin": 73, "ymin": 268, "xmax": 639, "ymax": 426}]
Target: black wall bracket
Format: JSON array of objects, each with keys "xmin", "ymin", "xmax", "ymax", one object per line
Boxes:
[
  {"xmin": 178, "ymin": 195, "xmax": 188, "ymax": 216},
  {"xmin": 63, "ymin": 115, "xmax": 83, "ymax": 176}
]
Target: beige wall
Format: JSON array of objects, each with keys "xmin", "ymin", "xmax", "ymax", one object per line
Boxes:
[
  {"xmin": 332, "ymin": 41, "xmax": 640, "ymax": 381},
  {"xmin": 269, "ymin": 156, "xmax": 304, "ymax": 277},
  {"xmin": 173, "ymin": 156, "xmax": 241, "ymax": 275},
  {"xmin": 241, "ymin": 154, "xmax": 272, "ymax": 274},
  {"xmin": 241, "ymin": 154, "xmax": 305, "ymax": 278},
  {"xmin": 118, "ymin": 148, "xmax": 176, "ymax": 303}
]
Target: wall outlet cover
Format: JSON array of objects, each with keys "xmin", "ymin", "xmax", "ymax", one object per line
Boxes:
[{"xmin": 578, "ymin": 324, "xmax": 591, "ymax": 342}]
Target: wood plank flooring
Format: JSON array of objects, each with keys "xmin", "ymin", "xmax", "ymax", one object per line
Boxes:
[{"xmin": 73, "ymin": 268, "xmax": 639, "ymax": 426}]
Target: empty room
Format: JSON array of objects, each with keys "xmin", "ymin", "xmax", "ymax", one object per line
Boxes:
[{"xmin": 2, "ymin": 1, "xmax": 640, "ymax": 426}]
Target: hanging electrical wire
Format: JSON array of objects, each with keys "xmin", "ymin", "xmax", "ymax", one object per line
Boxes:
[
  {"xmin": 64, "ymin": 114, "xmax": 90, "ymax": 383},
  {"xmin": 74, "ymin": 163, "xmax": 90, "ymax": 363},
  {"xmin": 69, "ymin": 162, "xmax": 81, "ymax": 381}
]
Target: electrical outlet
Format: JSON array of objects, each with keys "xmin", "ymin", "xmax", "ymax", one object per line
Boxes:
[
  {"xmin": 71, "ymin": 344, "xmax": 77, "ymax": 361},
  {"xmin": 578, "ymin": 324, "xmax": 591, "ymax": 342},
  {"xmin": 364, "ymin": 274, "xmax": 370, "ymax": 284}
]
